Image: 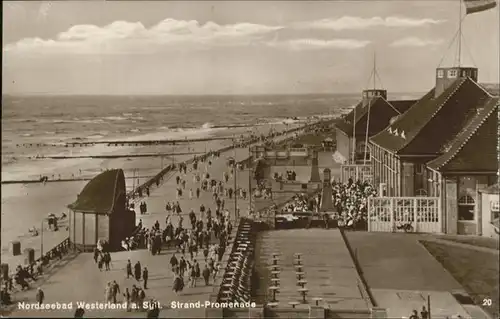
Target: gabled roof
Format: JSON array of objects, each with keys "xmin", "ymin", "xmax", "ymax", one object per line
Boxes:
[
  {"xmin": 370, "ymin": 77, "xmax": 492, "ymax": 155},
  {"xmin": 389, "ymin": 100, "xmax": 417, "ymax": 114},
  {"xmin": 335, "ymin": 97, "xmax": 401, "ymax": 137},
  {"xmin": 427, "ymin": 98, "xmax": 498, "ymax": 171},
  {"xmin": 68, "ymin": 169, "xmax": 126, "ymax": 213}
]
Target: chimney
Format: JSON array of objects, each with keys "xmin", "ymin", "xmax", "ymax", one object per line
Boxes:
[
  {"xmin": 435, "ymin": 67, "xmax": 478, "ymax": 98},
  {"xmin": 362, "ymin": 89, "xmax": 387, "ymax": 107}
]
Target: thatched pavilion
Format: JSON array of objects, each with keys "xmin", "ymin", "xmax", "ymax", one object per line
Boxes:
[{"xmin": 68, "ymin": 169, "xmax": 135, "ymax": 251}]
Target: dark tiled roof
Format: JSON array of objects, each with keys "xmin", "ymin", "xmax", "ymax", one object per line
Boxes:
[
  {"xmin": 389, "ymin": 100, "xmax": 417, "ymax": 114},
  {"xmin": 68, "ymin": 169, "xmax": 125, "ymax": 213},
  {"xmin": 335, "ymin": 97, "xmax": 400, "ymax": 137},
  {"xmin": 371, "ymin": 78, "xmax": 491, "ymax": 155},
  {"xmin": 427, "ymin": 98, "xmax": 499, "ymax": 171}
]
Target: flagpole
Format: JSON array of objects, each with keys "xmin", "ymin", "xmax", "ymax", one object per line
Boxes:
[{"xmin": 458, "ymin": 0, "xmax": 462, "ymax": 66}]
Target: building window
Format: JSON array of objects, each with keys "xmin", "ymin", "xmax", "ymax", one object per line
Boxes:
[
  {"xmin": 458, "ymin": 195, "xmax": 475, "ymax": 221},
  {"xmin": 448, "ymin": 70, "xmax": 458, "ymax": 78},
  {"xmin": 437, "ymin": 70, "xmax": 444, "ymax": 78},
  {"xmin": 415, "ymin": 164, "xmax": 424, "ymax": 175}
]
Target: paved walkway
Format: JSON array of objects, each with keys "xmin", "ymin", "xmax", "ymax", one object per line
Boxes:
[
  {"xmin": 343, "ymin": 232, "xmax": 465, "ymax": 293},
  {"xmin": 254, "ymin": 229, "xmax": 370, "ymax": 310},
  {"xmin": 6, "ymin": 150, "xmax": 251, "ymax": 318},
  {"xmin": 5, "ymin": 128, "xmax": 309, "ymax": 318},
  {"xmin": 134, "ymin": 147, "xmax": 255, "ymax": 230},
  {"xmin": 421, "ymin": 235, "xmax": 499, "ymax": 255}
]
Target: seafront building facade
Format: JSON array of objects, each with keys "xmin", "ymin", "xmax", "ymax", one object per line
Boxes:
[
  {"xmin": 334, "ymin": 89, "xmax": 415, "ymax": 164},
  {"xmin": 369, "ymin": 67, "xmax": 499, "ymax": 235}
]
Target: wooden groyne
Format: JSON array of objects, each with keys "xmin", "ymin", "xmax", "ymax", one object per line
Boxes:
[
  {"xmin": 1, "ymin": 175, "xmax": 155, "ymax": 185},
  {"xmin": 30, "ymin": 151, "xmax": 204, "ymax": 160},
  {"xmin": 16, "ymin": 136, "xmax": 236, "ymax": 148}
]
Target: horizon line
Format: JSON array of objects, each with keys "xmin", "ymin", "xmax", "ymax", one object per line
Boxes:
[{"xmin": 2, "ymin": 91, "xmax": 427, "ymax": 97}]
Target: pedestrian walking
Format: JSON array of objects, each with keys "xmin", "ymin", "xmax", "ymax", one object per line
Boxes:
[
  {"xmin": 123, "ymin": 288, "xmax": 131, "ymax": 312},
  {"xmin": 143, "ymin": 267, "xmax": 149, "ymax": 289},
  {"xmin": 126, "ymin": 259, "xmax": 133, "ymax": 278},
  {"xmin": 111, "ymin": 280, "xmax": 120, "ymax": 303},
  {"xmin": 202, "ymin": 264, "xmax": 210, "ymax": 286},
  {"xmin": 134, "ymin": 261, "xmax": 142, "ymax": 281},
  {"xmin": 36, "ymin": 287, "xmax": 44, "ymax": 306}
]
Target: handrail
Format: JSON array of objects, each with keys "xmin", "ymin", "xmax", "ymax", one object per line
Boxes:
[{"xmin": 21, "ymin": 237, "xmax": 73, "ymax": 275}]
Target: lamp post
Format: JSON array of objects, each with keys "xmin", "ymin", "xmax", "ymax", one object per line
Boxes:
[
  {"xmin": 248, "ymin": 146, "xmax": 252, "ymax": 215},
  {"xmin": 233, "ymin": 137, "xmax": 238, "ymax": 222},
  {"xmin": 40, "ymin": 219, "xmax": 44, "ymax": 258}
]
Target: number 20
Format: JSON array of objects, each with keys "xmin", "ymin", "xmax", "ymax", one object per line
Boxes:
[{"xmin": 482, "ymin": 298, "xmax": 492, "ymax": 306}]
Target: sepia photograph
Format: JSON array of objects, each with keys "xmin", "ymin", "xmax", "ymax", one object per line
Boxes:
[{"xmin": 1, "ymin": 0, "xmax": 499, "ymax": 318}]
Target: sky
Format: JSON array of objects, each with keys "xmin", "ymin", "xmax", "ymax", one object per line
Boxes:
[{"xmin": 2, "ymin": 1, "xmax": 499, "ymax": 95}]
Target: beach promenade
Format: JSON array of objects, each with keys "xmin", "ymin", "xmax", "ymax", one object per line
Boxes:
[
  {"xmin": 5, "ymin": 150, "xmax": 248, "ymax": 317},
  {"xmin": 4, "ymin": 127, "xmax": 309, "ymax": 318},
  {"xmin": 0, "ymin": 123, "xmax": 302, "ymax": 270}
]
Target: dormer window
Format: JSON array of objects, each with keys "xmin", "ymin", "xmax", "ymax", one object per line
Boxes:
[
  {"xmin": 448, "ymin": 70, "xmax": 458, "ymax": 78},
  {"xmin": 437, "ymin": 70, "xmax": 444, "ymax": 78}
]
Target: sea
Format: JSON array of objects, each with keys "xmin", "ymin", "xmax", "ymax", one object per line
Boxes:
[
  {"xmin": 0, "ymin": 93, "xmax": 418, "ymax": 259},
  {"xmin": 1, "ymin": 94, "xmax": 364, "ymax": 177}
]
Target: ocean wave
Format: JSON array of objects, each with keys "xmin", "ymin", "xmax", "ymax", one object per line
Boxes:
[
  {"xmin": 87, "ymin": 134, "xmax": 105, "ymax": 139},
  {"xmin": 104, "ymin": 116, "xmax": 128, "ymax": 121}
]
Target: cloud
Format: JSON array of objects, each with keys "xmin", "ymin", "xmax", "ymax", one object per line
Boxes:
[
  {"xmin": 390, "ymin": 37, "xmax": 444, "ymax": 47},
  {"xmin": 268, "ymin": 38, "xmax": 370, "ymax": 50},
  {"xmin": 4, "ymin": 19, "xmax": 284, "ymax": 54},
  {"xmin": 295, "ymin": 16, "xmax": 445, "ymax": 30}
]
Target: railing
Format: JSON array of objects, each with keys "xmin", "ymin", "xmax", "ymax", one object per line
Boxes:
[
  {"xmin": 127, "ymin": 124, "xmax": 313, "ymax": 202},
  {"xmin": 340, "ymin": 164, "xmax": 373, "ymax": 184},
  {"xmin": 21, "ymin": 237, "xmax": 73, "ymax": 276}
]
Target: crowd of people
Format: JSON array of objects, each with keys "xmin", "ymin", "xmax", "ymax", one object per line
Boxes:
[
  {"xmin": 330, "ymin": 178, "xmax": 377, "ymax": 229},
  {"xmin": 273, "ymin": 170, "xmax": 297, "ymax": 182},
  {"xmin": 2, "ymin": 124, "xmax": 307, "ymax": 314},
  {"xmin": 281, "ymin": 193, "xmax": 320, "ymax": 213},
  {"xmin": 273, "ymin": 178, "xmax": 376, "ymax": 230},
  {"xmin": 111, "ymin": 151, "xmax": 239, "ymax": 313}
]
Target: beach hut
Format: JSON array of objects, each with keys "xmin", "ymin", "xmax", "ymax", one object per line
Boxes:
[{"xmin": 67, "ymin": 169, "xmax": 135, "ymax": 252}]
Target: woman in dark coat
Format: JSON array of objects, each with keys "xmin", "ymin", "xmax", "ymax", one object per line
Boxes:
[{"xmin": 173, "ymin": 275, "xmax": 183, "ymax": 294}]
